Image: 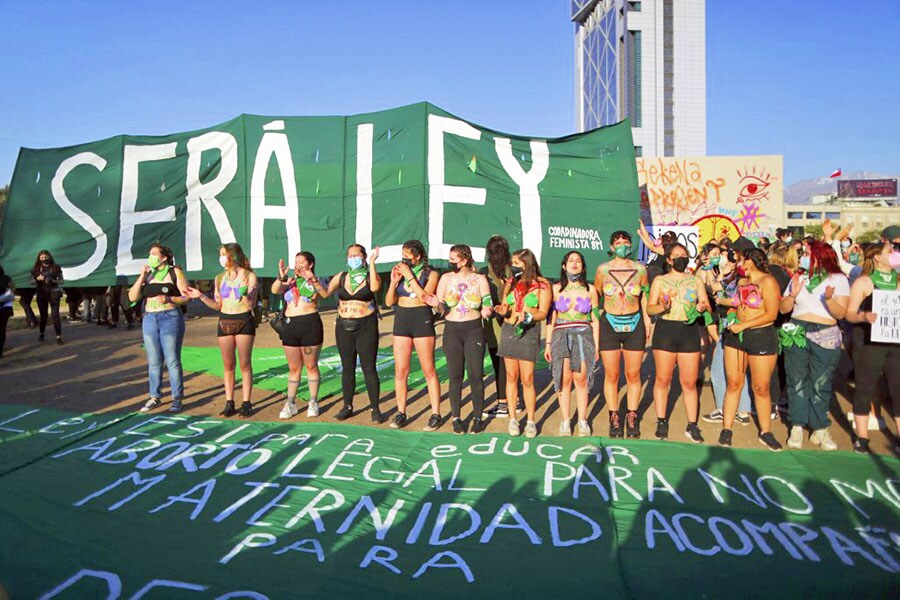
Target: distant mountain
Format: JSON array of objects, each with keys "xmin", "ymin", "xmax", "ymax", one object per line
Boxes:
[{"xmin": 784, "ymin": 171, "xmax": 899, "ymax": 205}]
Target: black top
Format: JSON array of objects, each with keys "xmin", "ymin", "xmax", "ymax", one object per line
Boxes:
[
  {"xmin": 142, "ymin": 270, "xmax": 180, "ymax": 297},
  {"xmin": 336, "ymin": 271, "xmax": 376, "ymax": 303},
  {"xmin": 31, "ymin": 265, "xmax": 62, "ymax": 293}
]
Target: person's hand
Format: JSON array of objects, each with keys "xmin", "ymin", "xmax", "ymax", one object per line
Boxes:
[
  {"xmin": 156, "ymin": 295, "xmax": 169, "ymax": 304},
  {"xmin": 660, "ymin": 294, "xmax": 672, "ymax": 311},
  {"xmin": 390, "ymin": 266, "xmax": 403, "ymax": 285},
  {"xmin": 370, "ymin": 246, "xmax": 380, "ymax": 262},
  {"xmin": 729, "ymin": 321, "xmax": 745, "ymax": 334},
  {"xmin": 480, "ymin": 306, "xmax": 493, "ymax": 319},
  {"xmin": 494, "ymin": 304, "xmax": 509, "ymax": 317},
  {"xmin": 865, "ymin": 311, "xmax": 878, "ymax": 324},
  {"xmin": 423, "ymin": 292, "xmax": 439, "ymax": 308},
  {"xmin": 140, "ymin": 263, "xmax": 151, "ymax": 277},
  {"xmin": 36, "ymin": 275, "xmax": 44, "ymax": 282},
  {"xmin": 185, "ymin": 286, "xmax": 203, "ymax": 299},
  {"xmin": 507, "ymin": 310, "xmax": 522, "ymax": 325},
  {"xmin": 397, "ymin": 262, "xmax": 413, "ymax": 280},
  {"xmin": 822, "ymin": 218, "xmax": 836, "ymax": 241},
  {"xmin": 298, "ymin": 267, "xmax": 314, "ymax": 281},
  {"xmin": 790, "ymin": 273, "xmax": 803, "ymax": 297},
  {"xmin": 696, "ymin": 299, "xmax": 710, "ymax": 313},
  {"xmin": 824, "ymin": 285, "xmax": 835, "ymax": 300},
  {"xmin": 838, "ymin": 223, "xmax": 853, "ymax": 240},
  {"xmin": 278, "ymin": 259, "xmax": 288, "ymax": 280},
  {"xmin": 543, "ymin": 346, "xmax": 552, "ymax": 363}
]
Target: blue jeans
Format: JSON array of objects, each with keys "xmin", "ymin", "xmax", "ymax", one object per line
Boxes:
[
  {"xmin": 710, "ymin": 337, "xmax": 751, "ymax": 412},
  {"xmin": 142, "ymin": 309, "xmax": 185, "ymax": 400}
]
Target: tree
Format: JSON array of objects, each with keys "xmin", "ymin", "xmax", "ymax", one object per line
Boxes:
[
  {"xmin": 856, "ymin": 229, "xmax": 882, "ymax": 244},
  {"xmin": 803, "ymin": 224, "xmax": 823, "ymax": 239}
]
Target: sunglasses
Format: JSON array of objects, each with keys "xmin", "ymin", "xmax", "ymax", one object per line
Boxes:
[{"xmin": 893, "ymin": 242, "xmax": 900, "ymax": 252}]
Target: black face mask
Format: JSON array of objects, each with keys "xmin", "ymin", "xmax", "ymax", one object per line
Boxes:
[
  {"xmin": 510, "ymin": 265, "xmax": 524, "ymax": 278},
  {"xmin": 401, "ymin": 258, "xmax": 414, "ymax": 267},
  {"xmin": 41, "ymin": 260, "xmax": 51, "ymax": 266},
  {"xmin": 671, "ymin": 257, "xmax": 690, "ymax": 273},
  {"xmin": 448, "ymin": 262, "xmax": 461, "ymax": 273}
]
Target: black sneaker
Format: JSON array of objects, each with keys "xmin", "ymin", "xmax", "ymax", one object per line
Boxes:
[
  {"xmin": 470, "ymin": 417, "xmax": 486, "ymax": 434},
  {"xmin": 734, "ymin": 412, "xmax": 751, "ymax": 425},
  {"xmin": 335, "ymin": 404, "xmax": 353, "ymax": 421},
  {"xmin": 609, "ymin": 411, "xmax": 623, "ymax": 438},
  {"xmin": 853, "ymin": 438, "xmax": 870, "ymax": 455},
  {"xmin": 626, "ymin": 410, "xmax": 640, "ymax": 438},
  {"xmin": 486, "ymin": 403, "xmax": 509, "ymax": 418},
  {"xmin": 221, "ymin": 400, "xmax": 237, "ymax": 417},
  {"xmin": 56, "ymin": 336, "xmax": 63, "ymax": 345},
  {"xmin": 452, "ymin": 418, "xmax": 466, "ymax": 435},
  {"xmin": 424, "ymin": 413, "xmax": 442, "ymax": 432},
  {"xmin": 371, "ymin": 408, "xmax": 384, "ymax": 424},
  {"xmin": 758, "ymin": 432, "xmax": 783, "ymax": 452},
  {"xmin": 38, "ymin": 333, "xmax": 45, "ymax": 341},
  {"xmin": 718, "ymin": 429, "xmax": 733, "ymax": 447},
  {"xmin": 685, "ymin": 422, "xmax": 704, "ymax": 444},
  {"xmin": 655, "ymin": 419, "xmax": 669, "ymax": 440},
  {"xmin": 390, "ymin": 412, "xmax": 407, "ymax": 430},
  {"xmin": 239, "ymin": 401, "xmax": 253, "ymax": 418}
]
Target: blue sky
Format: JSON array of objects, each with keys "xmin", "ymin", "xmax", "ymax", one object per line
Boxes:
[{"xmin": 1, "ymin": 0, "xmax": 897, "ymax": 185}]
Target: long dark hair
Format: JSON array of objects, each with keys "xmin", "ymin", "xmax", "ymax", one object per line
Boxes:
[
  {"xmin": 662, "ymin": 243, "xmax": 689, "ymax": 275},
  {"xmin": 402, "ymin": 239, "xmax": 428, "ymax": 266},
  {"xmin": 743, "ymin": 247, "xmax": 769, "ymax": 274},
  {"xmin": 221, "ymin": 242, "xmax": 252, "ymax": 272},
  {"xmin": 32, "ymin": 249, "xmax": 61, "ymax": 278},
  {"xmin": 486, "ymin": 235, "xmax": 511, "ymax": 279},
  {"xmin": 296, "ymin": 250, "xmax": 316, "ymax": 273},
  {"xmin": 559, "ymin": 251, "xmax": 588, "ymax": 292},
  {"xmin": 511, "ymin": 248, "xmax": 542, "ymax": 286}
]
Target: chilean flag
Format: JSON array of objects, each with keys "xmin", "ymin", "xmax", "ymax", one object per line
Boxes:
[{"xmin": 829, "ymin": 168, "xmax": 842, "ymax": 178}]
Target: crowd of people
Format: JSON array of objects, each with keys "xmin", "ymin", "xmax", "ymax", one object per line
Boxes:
[{"xmin": 1, "ymin": 221, "xmax": 898, "ymax": 456}]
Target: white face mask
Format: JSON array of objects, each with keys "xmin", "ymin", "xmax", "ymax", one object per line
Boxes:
[{"xmin": 219, "ymin": 255, "xmax": 229, "ymax": 269}]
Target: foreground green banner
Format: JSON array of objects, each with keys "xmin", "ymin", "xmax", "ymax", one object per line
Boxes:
[
  {"xmin": 0, "ymin": 404, "xmax": 897, "ymax": 598},
  {"xmin": 0, "ymin": 104, "xmax": 638, "ymax": 286}
]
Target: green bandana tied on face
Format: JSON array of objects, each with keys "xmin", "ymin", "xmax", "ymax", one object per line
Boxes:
[
  {"xmin": 778, "ymin": 322, "xmax": 807, "ymax": 353},
  {"xmin": 614, "ymin": 245, "xmax": 632, "ymax": 259}
]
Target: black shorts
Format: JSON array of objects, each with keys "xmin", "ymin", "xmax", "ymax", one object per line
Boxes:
[
  {"xmin": 652, "ymin": 318, "xmax": 701, "ymax": 353},
  {"xmin": 393, "ymin": 305, "xmax": 436, "ymax": 338},
  {"xmin": 724, "ymin": 326, "xmax": 778, "ymax": 356},
  {"xmin": 280, "ymin": 312, "xmax": 324, "ymax": 347},
  {"xmin": 217, "ymin": 312, "xmax": 256, "ymax": 337},
  {"xmin": 599, "ymin": 312, "xmax": 646, "ymax": 352}
]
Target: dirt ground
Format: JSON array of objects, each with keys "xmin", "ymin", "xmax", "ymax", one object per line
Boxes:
[{"xmin": 1, "ymin": 303, "xmax": 897, "ymax": 455}]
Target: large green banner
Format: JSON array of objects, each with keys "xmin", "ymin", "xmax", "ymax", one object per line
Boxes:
[
  {"xmin": 0, "ymin": 104, "xmax": 638, "ymax": 286},
  {"xmin": 0, "ymin": 404, "xmax": 897, "ymax": 598}
]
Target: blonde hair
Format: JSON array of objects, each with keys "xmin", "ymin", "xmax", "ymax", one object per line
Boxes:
[{"xmin": 767, "ymin": 241, "xmax": 798, "ymax": 272}]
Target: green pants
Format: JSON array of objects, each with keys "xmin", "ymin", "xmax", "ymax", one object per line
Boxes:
[{"xmin": 784, "ymin": 333, "xmax": 841, "ymax": 430}]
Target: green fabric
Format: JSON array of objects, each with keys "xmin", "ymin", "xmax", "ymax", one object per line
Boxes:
[
  {"xmin": 346, "ymin": 268, "xmax": 368, "ymax": 293},
  {"xmin": 0, "ymin": 403, "xmax": 897, "ymax": 598},
  {"xmin": 869, "ymin": 269, "xmax": 897, "ymax": 290},
  {"xmin": 778, "ymin": 322, "xmax": 808, "ymax": 352},
  {"xmin": 806, "ymin": 271, "xmax": 825, "ymax": 294},
  {"xmin": 0, "ymin": 104, "xmax": 639, "ymax": 286},
  {"xmin": 151, "ymin": 264, "xmax": 171, "ymax": 283}
]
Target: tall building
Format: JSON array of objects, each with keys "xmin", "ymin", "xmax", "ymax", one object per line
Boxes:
[{"xmin": 572, "ymin": 0, "xmax": 706, "ymax": 157}]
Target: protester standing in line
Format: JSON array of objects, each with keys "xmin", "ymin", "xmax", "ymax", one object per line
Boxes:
[
  {"xmin": 31, "ymin": 250, "xmax": 64, "ymax": 344},
  {"xmin": 779, "ymin": 241, "xmax": 849, "ymax": 450},
  {"xmin": 844, "ymin": 241, "xmax": 900, "ymax": 454},
  {"xmin": 546, "ymin": 251, "xmax": 599, "ymax": 437},
  {"xmin": 128, "ymin": 244, "xmax": 189, "ymax": 413},
  {"xmin": 495, "ymin": 249, "xmax": 552, "ymax": 438},
  {"xmin": 186, "ymin": 243, "xmax": 259, "ymax": 417},
  {"xmin": 271, "ymin": 252, "xmax": 325, "ymax": 419},
  {"xmin": 385, "ymin": 240, "xmax": 440, "ymax": 430},
  {"xmin": 319, "ymin": 244, "xmax": 383, "ymax": 422},
  {"xmin": 594, "ymin": 231, "xmax": 650, "ymax": 438},
  {"xmin": 481, "ymin": 235, "xmax": 513, "ymax": 418}
]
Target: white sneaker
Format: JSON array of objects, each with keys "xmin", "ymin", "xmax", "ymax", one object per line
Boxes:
[
  {"xmin": 524, "ymin": 421, "xmax": 537, "ymax": 439},
  {"xmin": 559, "ymin": 419, "xmax": 572, "ymax": 437},
  {"xmin": 279, "ymin": 401, "xmax": 299, "ymax": 420},
  {"xmin": 787, "ymin": 425, "xmax": 804, "ymax": 449},
  {"xmin": 140, "ymin": 398, "xmax": 162, "ymax": 413},
  {"xmin": 307, "ymin": 400, "xmax": 319, "ymax": 417},
  {"xmin": 508, "ymin": 418, "xmax": 521, "ymax": 437},
  {"xmin": 577, "ymin": 419, "xmax": 591, "ymax": 437},
  {"xmin": 810, "ymin": 428, "xmax": 837, "ymax": 451}
]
